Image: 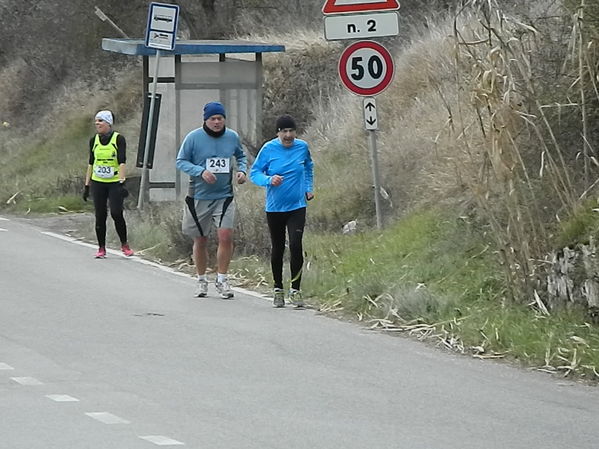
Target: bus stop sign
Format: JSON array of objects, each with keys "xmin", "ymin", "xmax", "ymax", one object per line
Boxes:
[{"xmin": 145, "ymin": 2, "xmax": 180, "ymax": 51}]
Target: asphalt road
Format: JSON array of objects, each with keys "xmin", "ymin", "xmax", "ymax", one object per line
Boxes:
[{"xmin": 1, "ymin": 215, "xmax": 599, "ymax": 449}]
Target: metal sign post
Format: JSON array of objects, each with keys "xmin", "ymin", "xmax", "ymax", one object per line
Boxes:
[
  {"xmin": 368, "ymin": 128, "xmax": 383, "ymax": 229},
  {"xmin": 363, "ymin": 97, "xmax": 382, "ymax": 228},
  {"xmin": 138, "ymin": 2, "xmax": 179, "ymax": 209},
  {"xmin": 94, "ymin": 6, "xmax": 130, "ymax": 38},
  {"xmin": 137, "ymin": 51, "xmax": 161, "ymax": 209}
]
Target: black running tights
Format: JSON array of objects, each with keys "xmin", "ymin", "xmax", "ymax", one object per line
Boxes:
[
  {"xmin": 91, "ymin": 180, "xmax": 127, "ymax": 248},
  {"xmin": 266, "ymin": 207, "xmax": 306, "ymax": 291}
]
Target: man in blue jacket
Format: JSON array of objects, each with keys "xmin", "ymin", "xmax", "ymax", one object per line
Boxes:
[
  {"xmin": 250, "ymin": 114, "xmax": 314, "ymax": 308},
  {"xmin": 176, "ymin": 102, "xmax": 248, "ymax": 299}
]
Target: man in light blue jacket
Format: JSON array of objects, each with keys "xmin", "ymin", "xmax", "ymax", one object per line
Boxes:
[
  {"xmin": 250, "ymin": 114, "xmax": 314, "ymax": 308},
  {"xmin": 176, "ymin": 102, "xmax": 247, "ymax": 299}
]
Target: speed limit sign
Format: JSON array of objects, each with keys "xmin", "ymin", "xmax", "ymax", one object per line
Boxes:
[{"xmin": 338, "ymin": 40, "xmax": 395, "ymax": 96}]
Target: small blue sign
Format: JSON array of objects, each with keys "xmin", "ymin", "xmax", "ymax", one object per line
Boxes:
[{"xmin": 145, "ymin": 3, "xmax": 180, "ymax": 51}]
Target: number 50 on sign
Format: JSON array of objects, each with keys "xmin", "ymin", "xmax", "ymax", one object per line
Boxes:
[{"xmin": 338, "ymin": 40, "xmax": 395, "ymax": 96}]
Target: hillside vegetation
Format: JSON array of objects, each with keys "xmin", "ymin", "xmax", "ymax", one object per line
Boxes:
[{"xmin": 2, "ymin": 0, "xmax": 599, "ymax": 380}]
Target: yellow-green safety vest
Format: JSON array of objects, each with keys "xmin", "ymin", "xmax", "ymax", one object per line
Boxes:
[{"xmin": 91, "ymin": 132, "xmax": 120, "ymax": 183}]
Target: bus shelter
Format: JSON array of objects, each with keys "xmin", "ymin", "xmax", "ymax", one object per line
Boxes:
[{"xmin": 102, "ymin": 38, "xmax": 285, "ymax": 201}]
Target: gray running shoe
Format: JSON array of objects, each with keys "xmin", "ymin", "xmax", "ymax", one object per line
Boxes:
[
  {"xmin": 289, "ymin": 289, "xmax": 304, "ymax": 308},
  {"xmin": 273, "ymin": 288, "xmax": 285, "ymax": 308},
  {"xmin": 215, "ymin": 279, "xmax": 234, "ymax": 299},
  {"xmin": 194, "ymin": 279, "xmax": 208, "ymax": 297}
]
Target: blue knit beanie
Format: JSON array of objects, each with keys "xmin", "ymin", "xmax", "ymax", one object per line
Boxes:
[{"xmin": 203, "ymin": 102, "xmax": 226, "ymax": 120}]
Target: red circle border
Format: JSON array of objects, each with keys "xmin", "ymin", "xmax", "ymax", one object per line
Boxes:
[{"xmin": 338, "ymin": 40, "xmax": 395, "ymax": 96}]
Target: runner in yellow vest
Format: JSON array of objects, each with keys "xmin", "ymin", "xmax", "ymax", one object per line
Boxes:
[{"xmin": 83, "ymin": 110, "xmax": 134, "ymax": 258}]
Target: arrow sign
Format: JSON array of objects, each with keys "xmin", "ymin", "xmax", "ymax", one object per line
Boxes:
[
  {"xmin": 322, "ymin": 0, "xmax": 400, "ymax": 15},
  {"xmin": 363, "ymin": 97, "xmax": 378, "ymax": 130}
]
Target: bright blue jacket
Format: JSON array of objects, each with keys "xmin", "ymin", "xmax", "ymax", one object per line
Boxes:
[
  {"xmin": 250, "ymin": 137, "xmax": 314, "ymax": 212},
  {"xmin": 176, "ymin": 127, "xmax": 247, "ymax": 199}
]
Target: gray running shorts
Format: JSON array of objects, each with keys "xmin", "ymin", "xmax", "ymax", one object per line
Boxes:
[{"xmin": 182, "ymin": 196, "xmax": 236, "ymax": 238}]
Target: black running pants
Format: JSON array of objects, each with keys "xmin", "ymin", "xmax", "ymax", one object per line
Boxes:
[
  {"xmin": 91, "ymin": 180, "xmax": 127, "ymax": 248},
  {"xmin": 266, "ymin": 207, "xmax": 306, "ymax": 290}
]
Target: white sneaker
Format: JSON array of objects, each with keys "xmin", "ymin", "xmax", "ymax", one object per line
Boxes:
[
  {"xmin": 194, "ymin": 279, "xmax": 208, "ymax": 297},
  {"xmin": 215, "ymin": 279, "xmax": 234, "ymax": 299}
]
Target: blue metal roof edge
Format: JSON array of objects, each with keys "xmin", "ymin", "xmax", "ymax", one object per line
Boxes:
[{"xmin": 102, "ymin": 38, "xmax": 285, "ymax": 56}]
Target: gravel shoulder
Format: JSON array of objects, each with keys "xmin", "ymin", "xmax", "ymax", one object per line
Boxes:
[{"xmin": 8, "ymin": 212, "xmax": 93, "ymax": 241}]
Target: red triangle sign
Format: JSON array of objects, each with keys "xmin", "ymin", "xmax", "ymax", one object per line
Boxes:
[{"xmin": 322, "ymin": 0, "xmax": 400, "ymax": 15}]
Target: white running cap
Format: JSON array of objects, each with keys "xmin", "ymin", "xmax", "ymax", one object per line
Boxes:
[{"xmin": 95, "ymin": 110, "xmax": 113, "ymax": 125}]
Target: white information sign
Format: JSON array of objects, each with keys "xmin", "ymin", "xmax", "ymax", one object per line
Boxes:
[
  {"xmin": 145, "ymin": 3, "xmax": 180, "ymax": 51},
  {"xmin": 324, "ymin": 12, "xmax": 399, "ymax": 41}
]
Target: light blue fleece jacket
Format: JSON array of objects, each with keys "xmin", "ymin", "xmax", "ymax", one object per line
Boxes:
[
  {"xmin": 250, "ymin": 137, "xmax": 314, "ymax": 212},
  {"xmin": 176, "ymin": 127, "xmax": 247, "ymax": 200}
]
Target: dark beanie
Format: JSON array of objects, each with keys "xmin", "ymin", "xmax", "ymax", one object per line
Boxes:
[
  {"xmin": 203, "ymin": 102, "xmax": 226, "ymax": 120},
  {"xmin": 275, "ymin": 114, "xmax": 297, "ymax": 132}
]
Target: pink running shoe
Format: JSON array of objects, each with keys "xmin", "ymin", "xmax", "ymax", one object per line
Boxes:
[
  {"xmin": 121, "ymin": 244, "xmax": 134, "ymax": 257},
  {"xmin": 95, "ymin": 247, "xmax": 106, "ymax": 259}
]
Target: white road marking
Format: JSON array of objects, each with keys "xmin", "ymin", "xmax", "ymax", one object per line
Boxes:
[
  {"xmin": 10, "ymin": 376, "xmax": 43, "ymax": 385},
  {"xmin": 0, "ymin": 228, "xmax": 7, "ymax": 232},
  {"xmin": 40, "ymin": 231, "xmax": 265, "ymax": 300},
  {"xmin": 139, "ymin": 435, "xmax": 185, "ymax": 446},
  {"xmin": 231, "ymin": 285, "xmax": 263, "ymax": 298},
  {"xmin": 0, "ymin": 362, "xmax": 14, "ymax": 370},
  {"xmin": 40, "ymin": 232, "xmax": 97, "ymax": 249},
  {"xmin": 41, "ymin": 231, "xmax": 190, "ymax": 278},
  {"xmin": 85, "ymin": 412, "xmax": 130, "ymax": 424},
  {"xmin": 0, "ymin": 217, "xmax": 8, "ymax": 221},
  {"xmin": 46, "ymin": 394, "xmax": 79, "ymax": 402}
]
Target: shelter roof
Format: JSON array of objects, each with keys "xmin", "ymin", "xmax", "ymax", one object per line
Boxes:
[{"xmin": 102, "ymin": 39, "xmax": 285, "ymax": 56}]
